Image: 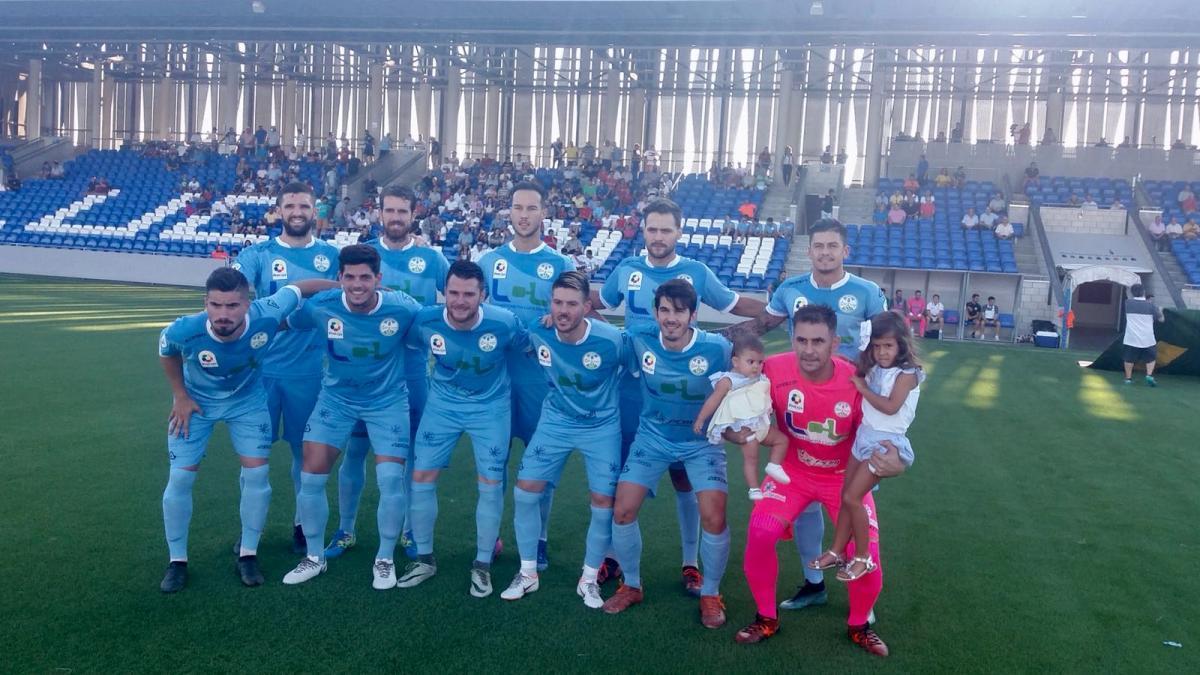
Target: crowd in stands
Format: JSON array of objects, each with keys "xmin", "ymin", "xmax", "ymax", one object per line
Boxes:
[{"xmin": 872, "ymin": 159, "xmax": 1014, "ymax": 240}]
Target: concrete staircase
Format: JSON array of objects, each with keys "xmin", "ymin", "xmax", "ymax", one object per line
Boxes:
[
  {"xmin": 837, "ymin": 187, "xmax": 877, "ymax": 224},
  {"xmin": 785, "ymin": 234, "xmax": 810, "ymax": 276},
  {"xmin": 342, "ymin": 149, "xmax": 426, "ymax": 204},
  {"xmin": 758, "ymin": 179, "xmax": 800, "ymax": 222},
  {"xmin": 1013, "ymin": 223, "xmax": 1047, "ymax": 276}
]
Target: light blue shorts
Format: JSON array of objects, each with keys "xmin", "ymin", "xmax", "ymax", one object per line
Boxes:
[
  {"xmin": 518, "ymin": 418, "xmax": 622, "ymax": 497},
  {"xmin": 619, "ymin": 432, "xmax": 728, "ymax": 496},
  {"xmin": 508, "ymin": 351, "xmax": 549, "ymax": 446},
  {"xmin": 263, "ymin": 375, "xmax": 321, "ymax": 448},
  {"xmin": 303, "ymin": 389, "xmax": 411, "ymax": 459},
  {"xmin": 166, "ymin": 392, "xmax": 273, "ymax": 468},
  {"xmin": 413, "ymin": 396, "xmax": 512, "ymax": 482},
  {"xmin": 851, "ymin": 426, "xmax": 915, "ymax": 466}
]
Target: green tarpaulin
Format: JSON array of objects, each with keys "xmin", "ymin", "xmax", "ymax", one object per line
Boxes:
[{"xmin": 1090, "ymin": 308, "xmax": 1200, "ymax": 376}]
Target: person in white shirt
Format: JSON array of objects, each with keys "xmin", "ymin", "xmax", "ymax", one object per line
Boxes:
[
  {"xmin": 924, "ymin": 293, "xmax": 945, "ymax": 338},
  {"xmin": 993, "ymin": 217, "xmax": 1014, "ymax": 240},
  {"xmin": 979, "ymin": 210, "xmax": 998, "ymax": 228},
  {"xmin": 1166, "ymin": 217, "xmax": 1184, "ymax": 238},
  {"xmin": 961, "ymin": 208, "xmax": 979, "ymax": 229},
  {"xmin": 982, "ymin": 296, "xmax": 1002, "ymax": 341},
  {"xmin": 469, "ymin": 240, "xmax": 490, "ymax": 263},
  {"xmin": 1122, "ymin": 283, "xmax": 1164, "ymax": 386},
  {"xmin": 1081, "ymin": 194, "xmax": 1099, "ymax": 210}
]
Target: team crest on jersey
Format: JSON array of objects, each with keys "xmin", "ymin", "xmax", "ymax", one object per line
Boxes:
[
  {"xmin": 198, "ymin": 350, "xmax": 218, "ymax": 368},
  {"xmin": 327, "ymin": 318, "xmax": 344, "ymax": 340},
  {"xmin": 159, "ymin": 334, "xmax": 169, "ymax": 352},
  {"xmin": 536, "ymin": 263, "xmax": 555, "ymax": 280},
  {"xmin": 430, "ymin": 333, "xmax": 447, "ymax": 355},
  {"xmin": 230, "ymin": 261, "xmax": 242, "ymax": 272},
  {"xmin": 676, "ymin": 273, "xmax": 694, "ymax": 285},
  {"xmin": 537, "ymin": 345, "xmax": 553, "ymax": 367},
  {"xmin": 582, "ymin": 351, "xmax": 602, "ymax": 370},
  {"xmin": 408, "ymin": 257, "xmax": 427, "ymax": 274},
  {"xmin": 250, "ymin": 331, "xmax": 269, "ymax": 349},
  {"xmin": 313, "ymin": 254, "xmax": 331, "ymax": 272},
  {"xmin": 688, "ymin": 356, "xmax": 709, "ymax": 376},
  {"xmin": 792, "ymin": 295, "xmax": 809, "ymax": 312},
  {"xmin": 787, "ymin": 389, "xmax": 805, "ymax": 412},
  {"xmin": 271, "ymin": 259, "xmax": 288, "ymax": 280},
  {"xmin": 628, "ymin": 271, "xmax": 643, "ymax": 291},
  {"xmin": 492, "ymin": 259, "xmax": 509, "ymax": 280},
  {"xmin": 834, "ymin": 401, "xmax": 852, "ymax": 418},
  {"xmin": 640, "ymin": 351, "xmax": 656, "ymax": 375},
  {"xmin": 379, "ymin": 318, "xmax": 399, "ymax": 337},
  {"xmin": 478, "ymin": 333, "xmax": 498, "ymax": 352},
  {"xmin": 838, "ymin": 294, "xmax": 859, "ymax": 313}
]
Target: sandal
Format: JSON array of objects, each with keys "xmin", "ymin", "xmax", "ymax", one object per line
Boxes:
[
  {"xmin": 836, "ymin": 555, "xmax": 877, "ymax": 582},
  {"xmin": 807, "ymin": 550, "xmax": 844, "ymax": 571}
]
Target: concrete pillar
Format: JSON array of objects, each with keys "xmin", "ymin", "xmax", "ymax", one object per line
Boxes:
[
  {"xmin": 1043, "ymin": 55, "xmax": 1067, "ymax": 144},
  {"xmin": 368, "ymin": 64, "xmax": 386, "ymax": 139},
  {"xmin": 221, "ymin": 60, "xmax": 240, "ymax": 136},
  {"xmin": 280, "ymin": 79, "xmax": 297, "ymax": 148},
  {"xmin": 512, "ymin": 50, "xmax": 534, "ymax": 157},
  {"xmin": 441, "ymin": 62, "xmax": 461, "ymax": 155},
  {"xmin": 85, "ymin": 65, "xmax": 102, "ymax": 147},
  {"xmin": 862, "ymin": 50, "xmax": 889, "ymax": 187},
  {"xmin": 625, "ymin": 86, "xmax": 646, "ymax": 153},
  {"xmin": 484, "ymin": 85, "xmax": 501, "ymax": 158},
  {"xmin": 25, "ymin": 58, "xmax": 42, "ymax": 139},
  {"xmin": 775, "ymin": 66, "xmax": 796, "ymax": 175},
  {"xmin": 601, "ymin": 66, "xmax": 620, "ymax": 145},
  {"xmin": 155, "ymin": 76, "xmax": 174, "ymax": 140}
]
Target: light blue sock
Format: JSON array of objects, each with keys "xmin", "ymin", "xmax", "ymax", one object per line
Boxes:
[
  {"xmin": 539, "ymin": 485, "xmax": 555, "ymax": 542},
  {"xmin": 698, "ymin": 527, "xmax": 730, "ymax": 597},
  {"xmin": 401, "ymin": 448, "xmax": 415, "ymax": 535},
  {"xmin": 475, "ymin": 481, "xmax": 504, "ymax": 564},
  {"xmin": 338, "ymin": 433, "xmax": 370, "ymax": 534},
  {"xmin": 584, "ymin": 505, "xmax": 613, "ymax": 569},
  {"xmin": 512, "ymin": 487, "xmax": 542, "ymax": 564},
  {"xmin": 409, "ymin": 481, "xmax": 438, "ymax": 556},
  {"xmin": 676, "ymin": 490, "xmax": 700, "ymax": 567},
  {"xmin": 162, "ymin": 468, "xmax": 197, "ymax": 561},
  {"xmin": 794, "ymin": 504, "xmax": 826, "ymax": 585},
  {"xmin": 238, "ymin": 465, "xmax": 271, "ymax": 554},
  {"xmin": 611, "ymin": 520, "xmax": 643, "ymax": 589},
  {"xmin": 298, "ymin": 472, "xmax": 329, "ymax": 559},
  {"xmin": 289, "ymin": 442, "xmax": 304, "ymax": 525},
  {"xmin": 375, "ymin": 462, "xmax": 405, "ymax": 560}
]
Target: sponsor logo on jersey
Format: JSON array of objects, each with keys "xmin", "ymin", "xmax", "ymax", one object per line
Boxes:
[
  {"xmin": 627, "ymin": 271, "xmax": 643, "ymax": 291},
  {"xmin": 159, "ymin": 334, "xmax": 169, "ymax": 352},
  {"xmin": 688, "ymin": 355, "xmax": 709, "ymax": 376},
  {"xmin": 537, "ymin": 344, "xmax": 552, "ymax": 367},
  {"xmin": 430, "ymin": 333, "xmax": 447, "ymax": 355},
  {"xmin": 582, "ymin": 351, "xmax": 602, "ymax": 370},
  {"xmin": 787, "ymin": 389, "xmax": 805, "ymax": 412},
  {"xmin": 676, "ymin": 273, "xmax": 693, "ymax": 285},
  {"xmin": 250, "ymin": 331, "xmax": 269, "ymax": 349},
  {"xmin": 792, "ymin": 295, "xmax": 809, "ymax": 312},
  {"xmin": 536, "ymin": 262, "xmax": 555, "ymax": 280},
  {"xmin": 271, "ymin": 259, "xmax": 288, "ymax": 281},
  {"xmin": 327, "ymin": 318, "xmax": 344, "ymax": 340},
  {"xmin": 198, "ymin": 350, "xmax": 218, "ymax": 368},
  {"xmin": 838, "ymin": 294, "xmax": 859, "ymax": 313},
  {"xmin": 408, "ymin": 257, "xmax": 427, "ymax": 274},
  {"xmin": 478, "ymin": 333, "xmax": 498, "ymax": 352},
  {"xmin": 640, "ymin": 351, "xmax": 656, "ymax": 375},
  {"xmin": 313, "ymin": 254, "xmax": 331, "ymax": 272},
  {"xmin": 230, "ymin": 261, "xmax": 242, "ymax": 271},
  {"xmin": 492, "ymin": 259, "xmax": 508, "ymax": 280},
  {"xmin": 834, "ymin": 401, "xmax": 852, "ymax": 418},
  {"xmin": 379, "ymin": 318, "xmax": 399, "ymax": 336}
]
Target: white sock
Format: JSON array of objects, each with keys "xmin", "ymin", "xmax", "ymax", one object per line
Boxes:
[
  {"xmin": 520, "ymin": 560, "xmax": 538, "ymax": 577},
  {"xmin": 580, "ymin": 565, "xmax": 599, "ymax": 583},
  {"xmin": 239, "ymin": 547, "xmax": 256, "ymax": 557}
]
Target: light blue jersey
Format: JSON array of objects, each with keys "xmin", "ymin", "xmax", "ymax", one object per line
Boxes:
[
  {"xmin": 626, "ymin": 324, "xmax": 732, "ymax": 445},
  {"xmin": 232, "ymin": 236, "xmax": 340, "ymax": 378},
  {"xmin": 158, "ymin": 286, "xmax": 301, "ymax": 410},
  {"xmin": 479, "ymin": 242, "xmax": 575, "ymax": 326},
  {"xmin": 407, "ymin": 304, "xmax": 529, "ymax": 405},
  {"xmin": 600, "ymin": 255, "xmax": 739, "ymax": 331},
  {"xmin": 367, "ymin": 237, "xmax": 450, "ymax": 306},
  {"xmin": 528, "ymin": 319, "xmax": 625, "ymax": 426},
  {"xmin": 766, "ymin": 271, "xmax": 887, "ymax": 359},
  {"xmin": 286, "ymin": 289, "xmax": 421, "ymax": 404}
]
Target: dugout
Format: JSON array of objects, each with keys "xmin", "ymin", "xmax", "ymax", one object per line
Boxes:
[{"xmin": 848, "ymin": 267, "xmax": 1023, "ymax": 340}]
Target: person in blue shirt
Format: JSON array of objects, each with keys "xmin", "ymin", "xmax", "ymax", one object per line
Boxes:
[
  {"xmin": 595, "ymin": 197, "xmax": 764, "ymax": 596},
  {"xmin": 279, "ymin": 245, "xmax": 421, "ymax": 590},
  {"xmin": 397, "ymin": 261, "xmax": 529, "ymax": 599},
  {"xmin": 498, "ymin": 271, "xmax": 625, "ymax": 609},
  {"xmin": 479, "ymin": 180, "xmax": 574, "ymax": 572},
  {"xmin": 724, "ymin": 217, "xmax": 886, "ymax": 612},
  {"xmin": 600, "ymin": 279, "xmax": 733, "ymax": 629},
  {"xmin": 157, "ymin": 268, "xmax": 335, "ymax": 593},
  {"xmin": 324, "ymin": 185, "xmax": 451, "ymax": 562},
  {"xmin": 231, "ymin": 181, "xmax": 340, "ymax": 554}
]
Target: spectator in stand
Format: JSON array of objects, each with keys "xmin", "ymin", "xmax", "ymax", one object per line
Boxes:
[
  {"xmin": 916, "ymin": 154, "xmax": 929, "ymax": 185},
  {"xmin": 333, "ymin": 196, "xmax": 351, "ymax": 228},
  {"xmin": 934, "ymin": 168, "xmax": 953, "ymax": 188},
  {"xmin": 1067, "ymin": 193, "xmax": 1082, "ymax": 207},
  {"xmin": 1148, "ymin": 214, "xmax": 1168, "ymax": 251},
  {"xmin": 362, "ymin": 130, "xmax": 375, "ymax": 163},
  {"xmin": 951, "ymin": 121, "xmax": 964, "ymax": 143},
  {"xmin": 965, "ymin": 293, "xmax": 983, "ymax": 338},
  {"xmin": 903, "ymin": 173, "xmax": 919, "ymax": 193},
  {"xmin": 757, "ymin": 146, "xmax": 772, "ymax": 177},
  {"xmin": 979, "ymin": 207, "xmax": 998, "ymax": 229},
  {"xmin": 988, "ymin": 192, "xmax": 1007, "ymax": 216},
  {"xmin": 1081, "ymin": 193, "xmax": 1099, "ymax": 210},
  {"xmin": 254, "ymin": 125, "xmax": 267, "ymax": 152},
  {"xmin": 1184, "ymin": 218, "xmax": 1200, "ymax": 241},
  {"xmin": 905, "ymin": 290, "xmax": 927, "ymax": 336},
  {"xmin": 820, "ymin": 146, "xmax": 833, "ymax": 164},
  {"xmin": 820, "ymin": 189, "xmax": 835, "ymax": 219},
  {"xmin": 1118, "ymin": 136, "xmax": 1134, "ymax": 148},
  {"xmin": 562, "ymin": 231, "xmax": 584, "ymax": 256},
  {"xmin": 961, "ymin": 207, "xmax": 980, "ymax": 229},
  {"xmin": 1172, "ymin": 138, "xmax": 1188, "ymax": 150},
  {"xmin": 934, "ymin": 130, "xmax": 947, "ymax": 142},
  {"xmin": 1041, "ymin": 127, "xmax": 1057, "ymax": 144},
  {"xmin": 1111, "ymin": 197, "xmax": 1125, "ymax": 210},
  {"xmin": 1023, "ymin": 162, "xmax": 1040, "ymax": 190},
  {"xmin": 49, "ymin": 161, "xmax": 64, "ymax": 179},
  {"xmin": 469, "ymin": 240, "xmax": 490, "ymax": 263},
  {"xmin": 887, "ymin": 202, "xmax": 907, "ymax": 225},
  {"xmin": 918, "ymin": 190, "xmax": 936, "ymax": 219},
  {"xmin": 925, "ymin": 294, "xmax": 944, "ymax": 338},
  {"xmin": 1017, "ymin": 123, "xmax": 1031, "ymax": 145},
  {"xmin": 542, "ymin": 228, "xmax": 558, "ymax": 250},
  {"xmin": 762, "ymin": 217, "xmax": 779, "ymax": 238},
  {"xmin": 892, "ymin": 290, "xmax": 905, "ymax": 315},
  {"xmin": 836, "ymin": 148, "xmax": 847, "ymax": 164},
  {"xmin": 782, "ymin": 146, "xmax": 794, "ymax": 185},
  {"xmin": 266, "ymin": 126, "xmax": 280, "ymax": 151},
  {"xmin": 993, "ymin": 216, "xmax": 1014, "ymax": 240},
  {"xmin": 1094, "ymin": 137, "xmax": 1110, "ymax": 148},
  {"xmin": 953, "ymin": 166, "xmax": 967, "ymax": 189},
  {"xmin": 1177, "ymin": 185, "xmax": 1196, "ymax": 213},
  {"xmin": 379, "ymin": 132, "xmax": 392, "ymax": 158},
  {"xmin": 239, "ymin": 128, "xmax": 254, "ymax": 156},
  {"xmin": 316, "ymin": 196, "xmax": 332, "ymax": 231}
]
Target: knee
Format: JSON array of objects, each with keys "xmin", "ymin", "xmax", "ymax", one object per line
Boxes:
[
  {"xmin": 842, "ymin": 490, "xmax": 862, "ymax": 511},
  {"xmin": 513, "ymin": 486, "xmax": 541, "ymax": 505},
  {"xmin": 612, "ymin": 505, "xmax": 638, "ymax": 525},
  {"xmin": 701, "ymin": 511, "xmax": 726, "ymax": 534},
  {"xmin": 590, "ymin": 493, "xmax": 614, "ymax": 509}
]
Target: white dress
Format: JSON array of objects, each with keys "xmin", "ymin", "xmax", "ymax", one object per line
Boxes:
[{"xmin": 705, "ymin": 372, "xmax": 773, "ymax": 445}]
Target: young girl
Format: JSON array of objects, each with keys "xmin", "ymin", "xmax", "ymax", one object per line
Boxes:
[
  {"xmin": 809, "ymin": 311, "xmax": 923, "ymax": 581},
  {"xmin": 693, "ymin": 334, "xmax": 790, "ymax": 500}
]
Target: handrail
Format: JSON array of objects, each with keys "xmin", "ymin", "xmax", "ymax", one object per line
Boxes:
[
  {"xmin": 1127, "ymin": 209, "xmax": 1187, "ymax": 309},
  {"xmin": 1030, "ymin": 205, "xmax": 1065, "ymax": 311}
]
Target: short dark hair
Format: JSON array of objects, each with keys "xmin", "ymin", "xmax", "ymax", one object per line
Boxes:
[
  {"xmin": 987, "ymin": 296, "xmax": 996, "ymax": 301},
  {"xmin": 206, "ymin": 267, "xmax": 249, "ymax": 294},
  {"xmin": 447, "ymin": 259, "xmax": 486, "ymax": 291},
  {"xmin": 808, "ymin": 218, "xmax": 848, "ymax": 243},
  {"xmin": 511, "ymin": 180, "xmax": 546, "ymax": 205},
  {"xmin": 277, "ymin": 181, "xmax": 314, "ymax": 206},
  {"xmin": 732, "ymin": 332, "xmax": 765, "ymax": 357},
  {"xmin": 642, "ymin": 198, "xmax": 683, "ymax": 229},
  {"xmin": 1130, "ymin": 283, "xmax": 1145, "ymax": 297},
  {"xmin": 338, "ymin": 244, "xmax": 381, "ymax": 275},
  {"xmin": 654, "ymin": 278, "xmax": 697, "ymax": 312},
  {"xmin": 971, "ymin": 293, "xmax": 980, "ymax": 299},
  {"xmin": 379, "ymin": 184, "xmax": 417, "ymax": 211},
  {"xmin": 792, "ymin": 304, "xmax": 837, "ymax": 333},
  {"xmin": 552, "ymin": 270, "xmax": 590, "ymax": 298}
]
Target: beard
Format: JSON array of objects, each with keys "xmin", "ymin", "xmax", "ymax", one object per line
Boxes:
[{"xmin": 283, "ymin": 216, "xmax": 314, "ymax": 238}]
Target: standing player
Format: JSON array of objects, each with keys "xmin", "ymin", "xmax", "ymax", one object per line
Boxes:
[
  {"xmin": 399, "ymin": 261, "xmax": 529, "ymax": 598},
  {"xmin": 323, "ymin": 184, "xmax": 450, "ymax": 560},
  {"xmin": 735, "ymin": 304, "xmax": 904, "ymax": 656},
  {"xmin": 479, "ymin": 180, "xmax": 574, "ymax": 571},
  {"xmin": 596, "ymin": 197, "xmax": 764, "ymax": 594},
  {"xmin": 726, "ymin": 217, "xmax": 885, "ymax": 612},
  {"xmin": 601, "ymin": 280, "xmax": 733, "ymax": 630},
  {"xmin": 232, "ymin": 181, "xmax": 340, "ymax": 553},
  {"xmin": 499, "ymin": 271, "xmax": 625, "ymax": 608},
  {"xmin": 280, "ymin": 245, "xmax": 421, "ymax": 589},
  {"xmin": 157, "ymin": 269, "xmax": 333, "ymax": 592}
]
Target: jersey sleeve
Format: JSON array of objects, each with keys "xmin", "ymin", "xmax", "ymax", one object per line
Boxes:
[
  {"xmin": 158, "ymin": 320, "xmax": 183, "ymax": 357},
  {"xmin": 766, "ymin": 282, "xmax": 790, "ymax": 317},
  {"xmin": 286, "ymin": 300, "xmax": 316, "ymax": 330},
  {"xmin": 433, "ymin": 251, "xmax": 451, "ymax": 293},
  {"xmin": 599, "ymin": 264, "xmax": 624, "ymax": 309},
  {"xmin": 700, "ymin": 265, "xmax": 739, "ymax": 313},
  {"xmin": 231, "ymin": 246, "xmax": 260, "ymax": 287},
  {"xmin": 865, "ymin": 286, "xmax": 886, "ymax": 317},
  {"xmin": 256, "ymin": 285, "xmax": 302, "ymax": 322},
  {"xmin": 622, "ymin": 331, "xmax": 641, "ymax": 378},
  {"xmin": 507, "ymin": 316, "xmax": 531, "ymax": 355}
]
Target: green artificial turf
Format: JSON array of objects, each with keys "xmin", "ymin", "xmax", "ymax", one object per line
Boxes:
[{"xmin": 0, "ymin": 274, "xmax": 1197, "ymax": 672}]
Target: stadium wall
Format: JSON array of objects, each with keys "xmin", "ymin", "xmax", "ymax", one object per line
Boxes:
[{"xmin": 0, "ymin": 246, "xmax": 224, "ymax": 286}]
